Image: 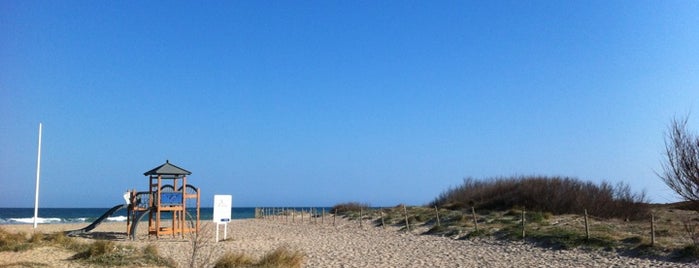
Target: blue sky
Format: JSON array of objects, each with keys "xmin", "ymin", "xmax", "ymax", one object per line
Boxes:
[{"xmin": 2, "ymin": 1, "xmax": 699, "ymax": 208}]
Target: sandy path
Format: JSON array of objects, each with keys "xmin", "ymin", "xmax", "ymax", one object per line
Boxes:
[{"xmin": 2, "ymin": 218, "xmax": 697, "ymax": 267}]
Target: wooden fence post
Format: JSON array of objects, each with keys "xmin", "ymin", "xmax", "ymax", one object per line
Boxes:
[
  {"xmin": 403, "ymin": 205, "xmax": 411, "ymax": 232},
  {"xmin": 333, "ymin": 210, "xmax": 336, "ymax": 226},
  {"xmin": 322, "ymin": 208, "xmax": 325, "ymax": 225},
  {"xmin": 651, "ymin": 213, "xmax": 656, "ymax": 247},
  {"xmin": 472, "ymin": 206, "xmax": 479, "ymax": 232},
  {"xmin": 434, "ymin": 206, "xmax": 441, "ymax": 227},
  {"xmin": 521, "ymin": 207, "xmax": 526, "ymax": 238},
  {"xmin": 359, "ymin": 208, "xmax": 363, "ymax": 228},
  {"xmin": 380, "ymin": 210, "xmax": 386, "ymax": 229},
  {"xmin": 584, "ymin": 209, "xmax": 590, "ymax": 240}
]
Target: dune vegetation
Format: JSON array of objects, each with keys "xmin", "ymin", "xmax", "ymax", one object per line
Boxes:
[
  {"xmin": 333, "ymin": 176, "xmax": 699, "ymax": 261},
  {"xmin": 0, "ymin": 228, "xmax": 177, "ymax": 267},
  {"xmin": 430, "ymin": 176, "xmax": 650, "ymax": 220},
  {"xmin": 214, "ymin": 246, "xmax": 305, "ymax": 268}
]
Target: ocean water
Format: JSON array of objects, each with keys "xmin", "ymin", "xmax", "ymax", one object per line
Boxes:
[
  {"xmin": 0, "ymin": 207, "xmax": 250, "ymax": 225},
  {"xmin": 0, "ymin": 207, "xmax": 331, "ymax": 225}
]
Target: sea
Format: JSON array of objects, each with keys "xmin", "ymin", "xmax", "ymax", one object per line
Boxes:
[{"xmin": 0, "ymin": 207, "xmax": 330, "ymax": 225}]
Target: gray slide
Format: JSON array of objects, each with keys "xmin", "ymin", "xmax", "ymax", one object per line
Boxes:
[
  {"xmin": 66, "ymin": 204, "xmax": 126, "ymax": 236},
  {"xmin": 129, "ymin": 206, "xmax": 154, "ymax": 240}
]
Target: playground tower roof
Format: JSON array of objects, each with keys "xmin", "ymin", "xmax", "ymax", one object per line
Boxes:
[{"xmin": 143, "ymin": 160, "xmax": 192, "ymax": 176}]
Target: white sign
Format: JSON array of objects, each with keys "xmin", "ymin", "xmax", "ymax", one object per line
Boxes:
[{"xmin": 213, "ymin": 195, "xmax": 232, "ymax": 222}]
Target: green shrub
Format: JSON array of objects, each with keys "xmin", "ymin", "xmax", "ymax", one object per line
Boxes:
[
  {"xmin": 430, "ymin": 176, "xmax": 650, "ymax": 220},
  {"xmin": 331, "ymin": 202, "xmax": 369, "ymax": 215}
]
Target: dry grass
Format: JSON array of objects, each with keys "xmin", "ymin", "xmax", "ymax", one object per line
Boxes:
[
  {"xmin": 69, "ymin": 239, "xmax": 176, "ymax": 267},
  {"xmin": 0, "ymin": 227, "xmax": 33, "ymax": 252},
  {"xmin": 0, "ymin": 227, "xmax": 175, "ymax": 267},
  {"xmin": 214, "ymin": 252, "xmax": 255, "ymax": 267},
  {"xmin": 214, "ymin": 246, "xmax": 305, "ymax": 268}
]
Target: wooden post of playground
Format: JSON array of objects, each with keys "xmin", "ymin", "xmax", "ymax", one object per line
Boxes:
[
  {"xmin": 651, "ymin": 213, "xmax": 656, "ymax": 247},
  {"xmin": 584, "ymin": 209, "xmax": 590, "ymax": 240},
  {"xmin": 472, "ymin": 206, "xmax": 479, "ymax": 232},
  {"xmin": 403, "ymin": 205, "xmax": 410, "ymax": 232}
]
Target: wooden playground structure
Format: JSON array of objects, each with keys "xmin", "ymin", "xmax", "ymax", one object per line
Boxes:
[{"xmin": 126, "ymin": 160, "xmax": 201, "ymax": 239}]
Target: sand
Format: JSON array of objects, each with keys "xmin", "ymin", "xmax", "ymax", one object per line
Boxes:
[{"xmin": 1, "ymin": 217, "xmax": 696, "ymax": 267}]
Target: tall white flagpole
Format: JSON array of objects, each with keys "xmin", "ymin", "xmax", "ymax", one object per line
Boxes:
[{"xmin": 33, "ymin": 123, "xmax": 42, "ymax": 229}]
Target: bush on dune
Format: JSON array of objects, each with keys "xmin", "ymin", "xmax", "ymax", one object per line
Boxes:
[
  {"xmin": 429, "ymin": 176, "xmax": 649, "ymax": 220},
  {"xmin": 331, "ymin": 202, "xmax": 369, "ymax": 215}
]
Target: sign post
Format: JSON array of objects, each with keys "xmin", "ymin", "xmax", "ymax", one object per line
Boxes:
[{"xmin": 213, "ymin": 195, "xmax": 232, "ymax": 242}]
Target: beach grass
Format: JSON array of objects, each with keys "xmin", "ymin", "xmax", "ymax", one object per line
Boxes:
[
  {"xmin": 0, "ymin": 227, "xmax": 34, "ymax": 252},
  {"xmin": 69, "ymin": 240, "xmax": 176, "ymax": 267},
  {"xmin": 0, "ymin": 227, "xmax": 176, "ymax": 267},
  {"xmin": 214, "ymin": 246, "xmax": 305, "ymax": 268},
  {"xmin": 327, "ymin": 174, "xmax": 699, "ymax": 261}
]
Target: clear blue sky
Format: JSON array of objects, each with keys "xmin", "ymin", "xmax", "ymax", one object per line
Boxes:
[{"xmin": 2, "ymin": 1, "xmax": 699, "ymax": 208}]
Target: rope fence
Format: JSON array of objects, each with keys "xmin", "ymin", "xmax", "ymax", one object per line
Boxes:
[{"xmin": 253, "ymin": 206, "xmax": 698, "ymax": 248}]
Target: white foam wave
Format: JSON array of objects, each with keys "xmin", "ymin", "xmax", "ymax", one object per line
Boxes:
[
  {"xmin": 106, "ymin": 216, "xmax": 127, "ymax": 222},
  {"xmin": 68, "ymin": 217, "xmax": 88, "ymax": 223},
  {"xmin": 9, "ymin": 217, "xmax": 62, "ymax": 224}
]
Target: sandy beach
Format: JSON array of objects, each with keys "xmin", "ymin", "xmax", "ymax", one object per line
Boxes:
[{"xmin": 1, "ymin": 217, "xmax": 696, "ymax": 267}]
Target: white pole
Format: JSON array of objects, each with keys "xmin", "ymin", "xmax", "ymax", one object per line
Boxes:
[
  {"xmin": 215, "ymin": 223, "xmax": 219, "ymax": 242},
  {"xmin": 33, "ymin": 123, "xmax": 42, "ymax": 229}
]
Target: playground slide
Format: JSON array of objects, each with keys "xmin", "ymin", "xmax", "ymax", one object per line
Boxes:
[
  {"xmin": 129, "ymin": 206, "xmax": 154, "ymax": 240},
  {"xmin": 66, "ymin": 204, "xmax": 126, "ymax": 236}
]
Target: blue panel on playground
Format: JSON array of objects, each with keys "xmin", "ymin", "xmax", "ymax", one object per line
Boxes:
[{"xmin": 160, "ymin": 192, "xmax": 182, "ymax": 205}]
